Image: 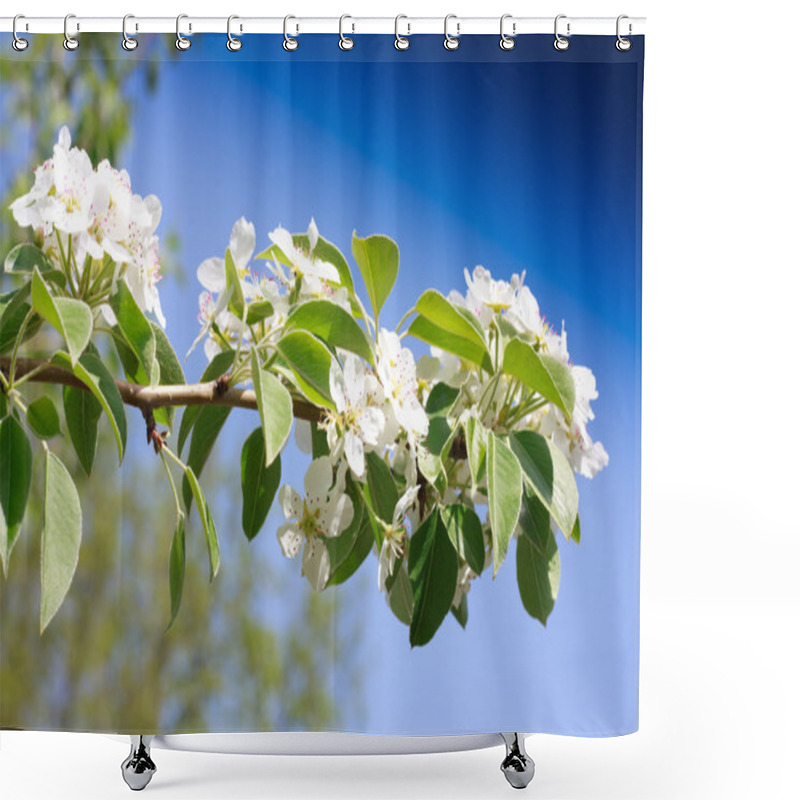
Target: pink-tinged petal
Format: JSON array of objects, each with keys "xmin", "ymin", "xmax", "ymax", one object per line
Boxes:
[
  {"xmin": 358, "ymin": 407, "xmax": 384, "ymax": 446},
  {"xmin": 279, "ymin": 485, "xmax": 304, "ymax": 520},
  {"xmin": 344, "ymin": 430, "xmax": 365, "ymax": 478},
  {"xmin": 230, "ymin": 217, "xmax": 256, "ymax": 268},
  {"xmin": 197, "ymin": 257, "xmax": 226, "ymax": 293},
  {"xmin": 304, "ymin": 456, "xmax": 333, "ymax": 503},
  {"xmin": 302, "ymin": 538, "xmax": 331, "ymax": 591},
  {"xmin": 277, "ymin": 523, "xmax": 303, "ymax": 559}
]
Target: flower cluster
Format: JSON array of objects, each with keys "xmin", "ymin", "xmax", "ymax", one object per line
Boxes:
[{"xmin": 10, "ymin": 127, "xmax": 165, "ymax": 326}]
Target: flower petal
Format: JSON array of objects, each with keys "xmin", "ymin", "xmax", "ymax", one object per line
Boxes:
[
  {"xmin": 197, "ymin": 257, "xmax": 226, "ymax": 293},
  {"xmin": 302, "ymin": 538, "xmax": 331, "ymax": 591}
]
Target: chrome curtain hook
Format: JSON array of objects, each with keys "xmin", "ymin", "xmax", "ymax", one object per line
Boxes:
[
  {"xmin": 283, "ymin": 15, "xmax": 298, "ymax": 51},
  {"xmin": 227, "ymin": 15, "xmax": 242, "ymax": 51},
  {"xmin": 616, "ymin": 14, "xmax": 632, "ymax": 51},
  {"xmin": 339, "ymin": 14, "xmax": 354, "ymax": 50},
  {"xmin": 122, "ymin": 14, "xmax": 138, "ymax": 51},
  {"xmin": 394, "ymin": 15, "xmax": 410, "ymax": 50},
  {"xmin": 554, "ymin": 14, "xmax": 570, "ymax": 51},
  {"xmin": 175, "ymin": 14, "xmax": 191, "ymax": 50},
  {"xmin": 12, "ymin": 14, "xmax": 29, "ymax": 51},
  {"xmin": 444, "ymin": 14, "xmax": 460, "ymax": 51},
  {"xmin": 63, "ymin": 14, "xmax": 79, "ymax": 51},
  {"xmin": 500, "ymin": 14, "xmax": 516, "ymax": 51}
]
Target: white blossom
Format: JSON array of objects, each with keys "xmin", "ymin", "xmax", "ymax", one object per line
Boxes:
[
  {"xmin": 376, "ymin": 329, "xmax": 428, "ymax": 447},
  {"xmin": 268, "ymin": 218, "xmax": 340, "ymax": 284},
  {"xmin": 276, "ymin": 457, "xmax": 354, "ymax": 591},
  {"xmin": 327, "ymin": 354, "xmax": 385, "ymax": 477},
  {"xmin": 377, "ymin": 485, "xmax": 419, "ymax": 593}
]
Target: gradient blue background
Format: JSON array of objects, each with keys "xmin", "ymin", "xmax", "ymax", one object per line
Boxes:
[{"xmin": 6, "ymin": 33, "xmax": 643, "ymax": 736}]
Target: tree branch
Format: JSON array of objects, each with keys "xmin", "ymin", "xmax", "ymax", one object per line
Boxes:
[{"xmin": 1, "ymin": 356, "xmax": 323, "ymax": 423}]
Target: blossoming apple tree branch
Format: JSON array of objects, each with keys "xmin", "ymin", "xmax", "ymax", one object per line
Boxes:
[{"xmin": 1, "ymin": 127, "xmax": 608, "ymax": 646}]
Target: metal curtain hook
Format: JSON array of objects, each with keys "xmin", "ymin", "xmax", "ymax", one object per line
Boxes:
[
  {"xmin": 339, "ymin": 14, "xmax": 354, "ymax": 50},
  {"xmin": 554, "ymin": 14, "xmax": 570, "ymax": 51},
  {"xmin": 63, "ymin": 13, "xmax": 79, "ymax": 51},
  {"xmin": 227, "ymin": 15, "xmax": 242, "ymax": 51},
  {"xmin": 444, "ymin": 14, "xmax": 460, "ymax": 51},
  {"xmin": 122, "ymin": 14, "xmax": 138, "ymax": 51},
  {"xmin": 175, "ymin": 14, "xmax": 191, "ymax": 50},
  {"xmin": 12, "ymin": 14, "xmax": 29, "ymax": 51},
  {"xmin": 283, "ymin": 15, "xmax": 298, "ymax": 51},
  {"xmin": 394, "ymin": 15, "xmax": 410, "ymax": 50},
  {"xmin": 500, "ymin": 14, "xmax": 516, "ymax": 50},
  {"xmin": 616, "ymin": 14, "xmax": 632, "ymax": 51}
]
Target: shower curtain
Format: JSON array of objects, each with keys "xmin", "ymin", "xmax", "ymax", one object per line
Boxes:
[{"xmin": 0, "ymin": 31, "xmax": 643, "ymax": 739}]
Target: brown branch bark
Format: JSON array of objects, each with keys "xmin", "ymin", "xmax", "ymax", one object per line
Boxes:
[
  {"xmin": 1, "ymin": 356, "xmax": 323, "ymax": 423},
  {"xmin": 1, "ymin": 355, "xmax": 467, "ymax": 459}
]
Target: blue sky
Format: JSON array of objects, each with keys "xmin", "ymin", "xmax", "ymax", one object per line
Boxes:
[{"xmin": 3, "ymin": 33, "xmax": 643, "ymax": 736}]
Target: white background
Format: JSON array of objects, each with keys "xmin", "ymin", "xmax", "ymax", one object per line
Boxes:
[{"xmin": 1, "ymin": 0, "xmax": 799, "ymax": 798}]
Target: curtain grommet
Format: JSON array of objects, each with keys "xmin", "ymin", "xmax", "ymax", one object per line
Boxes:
[
  {"xmin": 12, "ymin": 14, "xmax": 29, "ymax": 51},
  {"xmin": 444, "ymin": 14, "xmax": 460, "ymax": 51},
  {"xmin": 283, "ymin": 15, "xmax": 299, "ymax": 51},
  {"xmin": 63, "ymin": 13, "xmax": 79, "ymax": 51},
  {"xmin": 615, "ymin": 15, "xmax": 632, "ymax": 51},
  {"xmin": 227, "ymin": 15, "xmax": 243, "ymax": 51},
  {"xmin": 175, "ymin": 14, "xmax": 191, "ymax": 50},
  {"xmin": 394, "ymin": 15, "xmax": 410, "ymax": 50},
  {"xmin": 339, "ymin": 15, "xmax": 354, "ymax": 51},
  {"xmin": 499, "ymin": 14, "xmax": 516, "ymax": 51},
  {"xmin": 121, "ymin": 14, "xmax": 138, "ymax": 51},
  {"xmin": 553, "ymin": 14, "xmax": 570, "ymax": 51}
]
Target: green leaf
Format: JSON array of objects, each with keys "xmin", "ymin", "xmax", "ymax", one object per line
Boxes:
[
  {"xmin": 351, "ymin": 232, "xmax": 399, "ymax": 324},
  {"xmin": 408, "ymin": 315, "xmax": 493, "ymax": 373},
  {"xmin": 53, "ymin": 351, "xmax": 127, "ymax": 462},
  {"xmin": 327, "ymin": 513, "xmax": 373, "ymax": 586},
  {"xmin": 425, "ymin": 382, "xmax": 460, "ymax": 417},
  {"xmin": 0, "ymin": 297, "xmax": 42, "ymax": 355},
  {"xmin": 502, "ymin": 338, "xmax": 575, "ymax": 417},
  {"xmin": 4, "ymin": 243, "xmax": 53, "ymax": 274},
  {"xmin": 285, "ymin": 300, "xmax": 374, "ymax": 365},
  {"xmin": 486, "ymin": 431, "xmax": 522, "ymax": 577},
  {"xmin": 440, "ymin": 504, "xmax": 486, "ymax": 575},
  {"xmin": 387, "ymin": 565, "xmax": 414, "ymax": 626},
  {"xmin": 166, "ymin": 516, "xmax": 186, "ymax": 631},
  {"xmin": 571, "ymin": 514, "xmax": 581, "ymax": 544},
  {"xmin": 109, "ymin": 280, "xmax": 159, "ymax": 385},
  {"xmin": 181, "ymin": 406, "xmax": 231, "ymax": 511},
  {"xmin": 152, "ymin": 323, "xmax": 185, "ymax": 428},
  {"xmin": 451, "ymin": 594, "xmax": 468, "ymax": 629},
  {"xmin": 251, "ymin": 350, "xmax": 293, "ymax": 468},
  {"xmin": 40, "ymin": 451, "xmax": 82, "ymax": 633},
  {"xmin": 0, "ymin": 416, "xmax": 33, "ymax": 575},
  {"xmin": 415, "ymin": 290, "xmax": 488, "ymax": 353},
  {"xmin": 225, "ymin": 248, "xmax": 246, "ymax": 319},
  {"xmin": 245, "ymin": 299, "xmax": 275, "ymax": 324},
  {"xmin": 178, "ymin": 351, "xmax": 235, "ymax": 455},
  {"xmin": 326, "ymin": 488, "xmax": 366, "ymax": 581},
  {"xmin": 364, "ymin": 451, "xmax": 399, "ymax": 528},
  {"xmin": 26, "ymin": 396, "xmax": 61, "ymax": 439},
  {"xmin": 276, "ymin": 330, "xmax": 334, "ymax": 408},
  {"xmin": 517, "ymin": 485, "xmax": 551, "ymax": 551},
  {"xmin": 517, "ymin": 528, "xmax": 560, "ymax": 626},
  {"xmin": 63, "ymin": 385, "xmax": 101, "ymax": 475},
  {"xmin": 509, "ymin": 430, "xmax": 578, "ymax": 539},
  {"xmin": 240, "ymin": 429, "xmax": 281, "ymax": 541},
  {"xmin": 408, "ymin": 510, "xmax": 458, "ymax": 648},
  {"xmin": 425, "ymin": 417, "xmax": 452, "ymax": 458},
  {"xmin": 183, "ymin": 466, "xmax": 220, "ymax": 581},
  {"xmin": 465, "ymin": 415, "xmax": 488, "ymax": 486},
  {"xmin": 31, "ymin": 268, "xmax": 92, "ymax": 364}
]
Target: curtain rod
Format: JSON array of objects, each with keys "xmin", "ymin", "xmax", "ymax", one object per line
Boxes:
[{"xmin": 0, "ymin": 16, "xmax": 645, "ymax": 36}]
